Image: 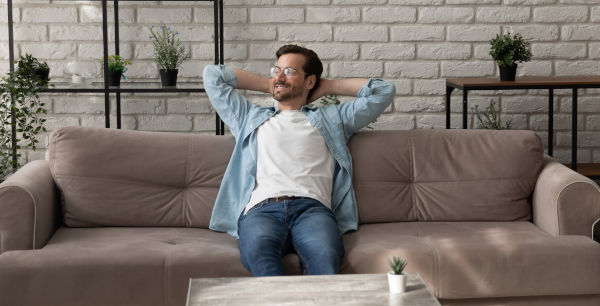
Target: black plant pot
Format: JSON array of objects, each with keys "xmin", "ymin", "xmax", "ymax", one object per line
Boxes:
[
  {"xmin": 108, "ymin": 70, "xmax": 122, "ymax": 86},
  {"xmin": 499, "ymin": 64, "xmax": 517, "ymax": 81},
  {"xmin": 33, "ymin": 68, "xmax": 50, "ymax": 85},
  {"xmin": 160, "ymin": 69, "xmax": 178, "ymax": 87}
]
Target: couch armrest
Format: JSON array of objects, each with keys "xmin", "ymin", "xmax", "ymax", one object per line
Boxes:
[
  {"xmin": 0, "ymin": 160, "xmax": 60, "ymax": 254},
  {"xmin": 532, "ymin": 156, "xmax": 600, "ymax": 238}
]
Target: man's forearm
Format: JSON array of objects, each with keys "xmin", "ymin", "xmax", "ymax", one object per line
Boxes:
[
  {"xmin": 310, "ymin": 78, "xmax": 368, "ymax": 102},
  {"xmin": 232, "ymin": 68, "xmax": 271, "ymax": 94}
]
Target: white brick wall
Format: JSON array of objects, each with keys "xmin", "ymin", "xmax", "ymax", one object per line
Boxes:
[
  {"xmin": 2, "ymin": 1, "xmax": 600, "ymax": 164},
  {"xmin": 250, "ymin": 8, "xmax": 304, "ymax": 23},
  {"xmin": 391, "ymin": 25, "xmax": 445, "ymax": 42},
  {"xmin": 137, "ymin": 8, "xmax": 192, "ymax": 23},
  {"xmin": 418, "ymin": 7, "xmax": 474, "ymax": 24},
  {"xmin": 22, "ymin": 7, "xmax": 77, "ymax": 23}
]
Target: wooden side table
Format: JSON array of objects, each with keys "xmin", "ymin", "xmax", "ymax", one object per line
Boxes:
[{"xmin": 446, "ymin": 76, "xmax": 600, "ymax": 176}]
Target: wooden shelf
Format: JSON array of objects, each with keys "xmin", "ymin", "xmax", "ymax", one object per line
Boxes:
[
  {"xmin": 41, "ymin": 82, "xmax": 206, "ymax": 93},
  {"xmin": 564, "ymin": 163, "xmax": 600, "ymax": 178},
  {"xmin": 447, "ymin": 76, "xmax": 600, "ymax": 90}
]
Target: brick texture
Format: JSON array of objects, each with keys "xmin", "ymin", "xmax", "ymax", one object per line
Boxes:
[{"xmin": 1, "ymin": 1, "xmax": 600, "ymax": 164}]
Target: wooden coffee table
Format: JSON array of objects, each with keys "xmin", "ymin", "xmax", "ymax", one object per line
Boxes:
[{"xmin": 186, "ymin": 273, "xmax": 441, "ymax": 306}]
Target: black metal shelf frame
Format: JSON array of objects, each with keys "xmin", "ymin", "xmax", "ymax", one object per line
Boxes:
[
  {"xmin": 446, "ymin": 82, "xmax": 600, "ymax": 172},
  {"xmin": 5, "ymin": 0, "xmax": 225, "ymax": 169}
]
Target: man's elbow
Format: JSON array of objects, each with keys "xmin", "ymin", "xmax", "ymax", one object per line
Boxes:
[
  {"xmin": 379, "ymin": 80, "xmax": 396, "ymax": 106},
  {"xmin": 202, "ymin": 65, "xmax": 219, "ymax": 83}
]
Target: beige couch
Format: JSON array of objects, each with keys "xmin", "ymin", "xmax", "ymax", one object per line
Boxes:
[{"xmin": 1, "ymin": 126, "xmax": 599, "ymax": 306}]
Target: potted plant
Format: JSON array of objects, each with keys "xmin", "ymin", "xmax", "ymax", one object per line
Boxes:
[
  {"xmin": 148, "ymin": 24, "xmax": 191, "ymax": 87},
  {"xmin": 0, "ymin": 54, "xmax": 49, "ymax": 180},
  {"xmin": 101, "ymin": 55, "xmax": 131, "ymax": 86},
  {"xmin": 15, "ymin": 53, "xmax": 50, "ymax": 85},
  {"xmin": 489, "ymin": 32, "xmax": 531, "ymax": 81},
  {"xmin": 472, "ymin": 100, "xmax": 512, "ymax": 130},
  {"xmin": 388, "ymin": 256, "xmax": 408, "ymax": 294}
]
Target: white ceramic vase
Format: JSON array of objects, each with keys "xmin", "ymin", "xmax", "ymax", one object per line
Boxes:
[{"xmin": 388, "ymin": 271, "xmax": 407, "ymax": 293}]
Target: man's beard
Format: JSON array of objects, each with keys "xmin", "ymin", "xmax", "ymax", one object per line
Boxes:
[{"xmin": 273, "ymin": 82, "xmax": 303, "ymax": 101}]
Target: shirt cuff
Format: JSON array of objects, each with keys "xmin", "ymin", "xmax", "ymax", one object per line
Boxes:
[{"xmin": 357, "ymin": 78, "xmax": 379, "ymax": 97}]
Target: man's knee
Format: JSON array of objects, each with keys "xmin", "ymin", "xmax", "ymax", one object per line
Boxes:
[{"xmin": 301, "ymin": 246, "xmax": 342, "ymax": 274}]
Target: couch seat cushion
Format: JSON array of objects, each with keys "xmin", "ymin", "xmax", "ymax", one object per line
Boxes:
[
  {"xmin": 342, "ymin": 222, "xmax": 600, "ymax": 299},
  {"xmin": 0, "ymin": 227, "xmax": 303, "ymax": 306}
]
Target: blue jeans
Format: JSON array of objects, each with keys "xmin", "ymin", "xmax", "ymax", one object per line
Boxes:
[{"xmin": 238, "ymin": 198, "xmax": 345, "ymax": 276}]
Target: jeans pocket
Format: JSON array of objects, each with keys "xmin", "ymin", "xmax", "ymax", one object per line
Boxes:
[{"xmin": 245, "ymin": 200, "xmax": 273, "ymax": 214}]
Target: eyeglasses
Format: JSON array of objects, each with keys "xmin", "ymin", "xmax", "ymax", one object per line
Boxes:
[{"xmin": 270, "ymin": 66, "xmax": 305, "ymax": 77}]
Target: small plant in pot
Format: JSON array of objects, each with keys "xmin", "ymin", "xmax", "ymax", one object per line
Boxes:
[
  {"xmin": 388, "ymin": 256, "xmax": 408, "ymax": 294},
  {"xmin": 101, "ymin": 55, "xmax": 131, "ymax": 86},
  {"xmin": 489, "ymin": 32, "xmax": 531, "ymax": 81},
  {"xmin": 16, "ymin": 53, "xmax": 50, "ymax": 86},
  {"xmin": 471, "ymin": 100, "xmax": 512, "ymax": 130},
  {"xmin": 148, "ymin": 24, "xmax": 191, "ymax": 87}
]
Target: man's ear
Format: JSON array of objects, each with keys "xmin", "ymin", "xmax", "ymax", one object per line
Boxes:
[{"xmin": 306, "ymin": 74, "xmax": 316, "ymax": 90}]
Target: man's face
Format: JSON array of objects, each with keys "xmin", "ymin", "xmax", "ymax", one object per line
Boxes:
[{"xmin": 271, "ymin": 53, "xmax": 310, "ymax": 102}]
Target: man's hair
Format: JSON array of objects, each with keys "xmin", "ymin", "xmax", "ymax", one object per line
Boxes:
[{"xmin": 276, "ymin": 44, "xmax": 323, "ymax": 102}]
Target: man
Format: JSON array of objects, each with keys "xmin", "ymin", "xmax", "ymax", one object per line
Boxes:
[{"xmin": 203, "ymin": 44, "xmax": 395, "ymax": 276}]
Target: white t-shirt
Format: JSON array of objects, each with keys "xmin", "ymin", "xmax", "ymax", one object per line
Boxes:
[{"xmin": 245, "ymin": 110, "xmax": 335, "ymax": 213}]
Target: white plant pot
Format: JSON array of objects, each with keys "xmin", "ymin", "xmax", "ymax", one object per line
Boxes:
[{"xmin": 388, "ymin": 271, "xmax": 407, "ymax": 293}]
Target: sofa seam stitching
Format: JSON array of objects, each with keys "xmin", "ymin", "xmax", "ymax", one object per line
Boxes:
[
  {"xmin": 45, "ymin": 130, "xmax": 60, "ymax": 248},
  {"xmin": 163, "ymin": 255, "xmax": 169, "ymax": 306},
  {"xmin": 183, "ymin": 136, "xmax": 192, "ymax": 227},
  {"xmin": 554, "ymin": 180, "xmax": 600, "ymax": 236},
  {"xmin": 1, "ymin": 184, "xmax": 38, "ymax": 250},
  {"xmin": 422, "ymin": 234, "xmax": 440, "ymax": 298},
  {"xmin": 51, "ymin": 173, "xmax": 220, "ymax": 189}
]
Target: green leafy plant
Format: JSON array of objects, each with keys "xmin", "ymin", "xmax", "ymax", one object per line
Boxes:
[
  {"xmin": 489, "ymin": 32, "xmax": 532, "ymax": 68},
  {"xmin": 1, "ymin": 54, "xmax": 50, "ymax": 178},
  {"xmin": 101, "ymin": 55, "xmax": 131, "ymax": 80},
  {"xmin": 318, "ymin": 94, "xmax": 340, "ymax": 107},
  {"xmin": 16, "ymin": 53, "xmax": 50, "ymax": 85},
  {"xmin": 148, "ymin": 24, "xmax": 191, "ymax": 71},
  {"xmin": 388, "ymin": 256, "xmax": 408, "ymax": 275},
  {"xmin": 472, "ymin": 100, "xmax": 512, "ymax": 130}
]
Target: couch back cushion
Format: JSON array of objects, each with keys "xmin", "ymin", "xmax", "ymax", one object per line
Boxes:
[
  {"xmin": 50, "ymin": 127, "xmax": 543, "ymax": 228},
  {"xmin": 49, "ymin": 127, "xmax": 234, "ymax": 228},
  {"xmin": 348, "ymin": 129, "xmax": 543, "ymax": 224}
]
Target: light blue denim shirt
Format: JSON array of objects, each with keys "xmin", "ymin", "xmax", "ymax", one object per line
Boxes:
[{"xmin": 203, "ymin": 65, "xmax": 395, "ymax": 238}]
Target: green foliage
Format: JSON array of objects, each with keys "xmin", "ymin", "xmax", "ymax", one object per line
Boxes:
[
  {"xmin": 101, "ymin": 55, "xmax": 131, "ymax": 72},
  {"xmin": 148, "ymin": 24, "xmax": 191, "ymax": 71},
  {"xmin": 472, "ymin": 100, "xmax": 512, "ymax": 130},
  {"xmin": 16, "ymin": 53, "xmax": 50, "ymax": 85},
  {"xmin": 0, "ymin": 54, "xmax": 50, "ymax": 178},
  {"xmin": 100, "ymin": 55, "xmax": 131, "ymax": 81},
  {"xmin": 388, "ymin": 256, "xmax": 407, "ymax": 275},
  {"xmin": 489, "ymin": 32, "xmax": 532, "ymax": 68},
  {"xmin": 318, "ymin": 94, "xmax": 340, "ymax": 107}
]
